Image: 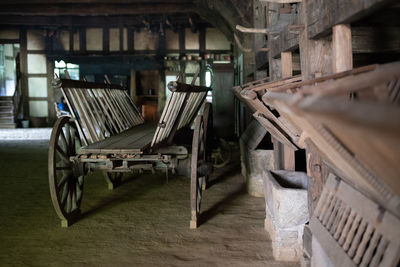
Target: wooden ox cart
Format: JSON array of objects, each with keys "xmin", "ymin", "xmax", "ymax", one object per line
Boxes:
[{"xmin": 49, "ymin": 73, "xmax": 213, "ymax": 228}]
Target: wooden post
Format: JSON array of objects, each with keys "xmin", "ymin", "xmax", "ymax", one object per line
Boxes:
[
  {"xmin": 280, "ymin": 51, "xmax": 295, "ymax": 171},
  {"xmin": 19, "ymin": 28, "xmax": 29, "ymax": 120},
  {"xmin": 281, "ymin": 51, "xmax": 293, "ymax": 78},
  {"xmin": 332, "ymin": 24, "xmax": 353, "ymax": 73},
  {"xmin": 130, "ymin": 69, "xmax": 137, "ymax": 104},
  {"xmin": 298, "ymin": 3, "xmax": 332, "ymax": 80}
]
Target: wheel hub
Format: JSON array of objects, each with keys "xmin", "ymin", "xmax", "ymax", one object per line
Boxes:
[{"xmin": 72, "ymin": 160, "xmax": 87, "ymax": 177}]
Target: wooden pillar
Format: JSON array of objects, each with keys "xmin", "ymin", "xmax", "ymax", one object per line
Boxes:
[
  {"xmin": 179, "ymin": 26, "xmax": 185, "ymax": 57},
  {"xmin": 281, "ymin": 51, "xmax": 293, "ymax": 78},
  {"xmin": 19, "ymin": 28, "xmax": 29, "ymax": 119},
  {"xmin": 280, "ymin": 51, "xmax": 295, "ymax": 170},
  {"xmin": 298, "ymin": 3, "xmax": 332, "ymax": 80},
  {"xmin": 332, "ymin": 24, "xmax": 353, "ymax": 73},
  {"xmin": 103, "ymin": 27, "xmax": 109, "ymax": 55},
  {"xmin": 158, "ymin": 69, "xmax": 166, "ymax": 117},
  {"xmin": 297, "ymin": 2, "xmax": 333, "ymax": 215},
  {"xmin": 130, "ymin": 69, "xmax": 137, "ymax": 104},
  {"xmin": 47, "ymin": 59, "xmax": 55, "ymax": 123}
]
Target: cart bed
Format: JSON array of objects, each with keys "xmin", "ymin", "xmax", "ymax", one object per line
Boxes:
[{"xmin": 78, "ymin": 122, "xmax": 156, "ymax": 154}]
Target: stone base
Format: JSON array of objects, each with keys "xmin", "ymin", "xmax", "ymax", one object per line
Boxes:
[
  {"xmin": 246, "ymin": 173, "xmax": 264, "ymax": 197},
  {"xmin": 241, "ymin": 148, "xmax": 275, "ymax": 197},
  {"xmin": 264, "ymin": 208, "xmax": 304, "ymax": 262}
]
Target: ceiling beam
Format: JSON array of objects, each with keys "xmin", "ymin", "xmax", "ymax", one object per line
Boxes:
[
  {"xmin": 0, "ymin": 3, "xmax": 196, "ymax": 16},
  {"xmin": 0, "ymin": 14, "xmax": 210, "ymax": 28}
]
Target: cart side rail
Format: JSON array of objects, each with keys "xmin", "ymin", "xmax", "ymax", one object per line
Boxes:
[
  {"xmin": 151, "ymin": 82, "xmax": 211, "ymax": 147},
  {"xmin": 53, "ymin": 78, "xmax": 144, "ymax": 146}
]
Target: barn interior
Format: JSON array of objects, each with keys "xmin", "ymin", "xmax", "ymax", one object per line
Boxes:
[{"xmin": 0, "ymin": 0, "xmax": 399, "ymax": 266}]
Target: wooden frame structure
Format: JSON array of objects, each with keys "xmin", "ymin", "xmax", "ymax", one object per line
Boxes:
[
  {"xmin": 49, "ymin": 74, "xmax": 213, "ymax": 229},
  {"xmin": 233, "ymin": 61, "xmax": 400, "ymax": 217},
  {"xmin": 234, "ymin": 60, "xmax": 400, "ymax": 264}
]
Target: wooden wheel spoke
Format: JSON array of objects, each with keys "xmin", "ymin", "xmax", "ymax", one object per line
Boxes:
[
  {"xmin": 60, "ymin": 130, "xmax": 69, "ymax": 154},
  {"xmin": 77, "ymin": 176, "xmax": 84, "ymax": 188},
  {"xmin": 65, "ymin": 123, "xmax": 71, "ymax": 148},
  {"xmin": 71, "ymin": 184, "xmax": 77, "ymax": 211},
  {"xmin": 71, "ymin": 128, "xmax": 77, "ymax": 151},
  {"xmin": 57, "ymin": 174, "xmax": 70, "ymax": 190},
  {"xmin": 56, "ymin": 166, "xmax": 72, "ymax": 171},
  {"xmin": 61, "ymin": 182, "xmax": 69, "ymax": 206},
  {"xmin": 76, "ymin": 181, "xmax": 83, "ymax": 201},
  {"xmin": 56, "ymin": 144, "xmax": 70, "ymax": 164},
  {"xmin": 66, "ymin": 190, "xmax": 72, "ymax": 213}
]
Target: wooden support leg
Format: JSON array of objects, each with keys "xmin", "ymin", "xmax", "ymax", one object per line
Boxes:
[
  {"xmin": 283, "ymin": 144, "xmax": 295, "ymax": 171},
  {"xmin": 272, "ymin": 137, "xmax": 282, "ymax": 170}
]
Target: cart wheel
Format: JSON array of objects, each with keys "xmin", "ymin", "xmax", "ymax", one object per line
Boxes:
[
  {"xmin": 48, "ymin": 116, "xmax": 85, "ymax": 227},
  {"xmin": 190, "ymin": 103, "xmax": 213, "ymax": 229},
  {"xmin": 103, "ymin": 172, "xmax": 123, "ymax": 190}
]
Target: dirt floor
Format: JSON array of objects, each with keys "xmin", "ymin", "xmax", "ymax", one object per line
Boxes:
[{"xmin": 0, "ymin": 140, "xmax": 299, "ymax": 267}]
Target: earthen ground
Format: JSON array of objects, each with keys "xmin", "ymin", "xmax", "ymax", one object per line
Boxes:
[{"xmin": 0, "ymin": 140, "xmax": 299, "ymax": 267}]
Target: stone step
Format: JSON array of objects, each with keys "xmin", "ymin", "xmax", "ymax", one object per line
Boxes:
[
  {"xmin": 0, "ymin": 111, "xmax": 13, "ymax": 117},
  {"xmin": 0, "ymin": 123, "xmax": 16, "ymax": 129},
  {"xmin": 0, "ymin": 117, "xmax": 14, "ymax": 124},
  {"xmin": 0, "ymin": 105, "xmax": 13, "ymax": 109},
  {"xmin": 0, "ymin": 101, "xmax": 14, "ymax": 107}
]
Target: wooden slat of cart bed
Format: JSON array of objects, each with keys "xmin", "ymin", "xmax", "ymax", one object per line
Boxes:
[{"xmin": 78, "ymin": 122, "xmax": 156, "ymax": 154}]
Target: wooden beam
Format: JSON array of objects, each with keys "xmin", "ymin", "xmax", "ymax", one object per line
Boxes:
[
  {"xmin": 0, "ymin": 14, "xmax": 211, "ymax": 28},
  {"xmin": 199, "ymin": 26, "xmax": 205, "ymax": 57},
  {"xmin": 352, "ymin": 27, "xmax": 400, "ymax": 54},
  {"xmin": 57, "ymin": 79, "xmax": 125, "ymax": 90},
  {"xmin": 259, "ymin": 0, "xmax": 301, "ymax": 2},
  {"xmin": 332, "ymin": 24, "xmax": 353, "ymax": 73},
  {"xmin": 0, "ymin": 3, "xmax": 196, "ymax": 16},
  {"xmin": 306, "ymin": 0, "xmax": 397, "ymax": 39},
  {"xmin": 269, "ymin": 20, "xmax": 301, "ymax": 58},
  {"xmin": 298, "ymin": 2, "xmax": 332, "ymax": 80},
  {"xmin": 103, "ymin": 27, "xmax": 109, "ymax": 54},
  {"xmin": 19, "ymin": 28, "xmax": 29, "ymax": 119},
  {"xmin": 167, "ymin": 82, "xmax": 211, "ymax": 93},
  {"xmin": 127, "ymin": 28, "xmax": 134, "ymax": 54},
  {"xmin": 236, "ymin": 25, "xmax": 277, "ymax": 34},
  {"xmin": 280, "ymin": 51, "xmax": 295, "ymax": 171},
  {"xmin": 178, "ymin": 26, "xmax": 185, "ymax": 57},
  {"xmin": 119, "ymin": 26, "xmax": 123, "ymax": 54},
  {"xmin": 79, "ymin": 28, "xmax": 86, "ymax": 53}
]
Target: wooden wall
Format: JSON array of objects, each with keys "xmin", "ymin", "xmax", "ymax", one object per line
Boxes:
[{"xmin": 0, "ymin": 24, "xmax": 232, "ymax": 125}]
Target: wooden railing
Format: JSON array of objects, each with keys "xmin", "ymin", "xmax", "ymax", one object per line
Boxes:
[
  {"xmin": 151, "ymin": 81, "xmax": 211, "ymax": 147},
  {"xmin": 53, "ymin": 78, "xmax": 144, "ymax": 146}
]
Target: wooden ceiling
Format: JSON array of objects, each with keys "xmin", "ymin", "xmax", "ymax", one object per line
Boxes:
[{"xmin": 0, "ymin": 0, "xmax": 253, "ymax": 40}]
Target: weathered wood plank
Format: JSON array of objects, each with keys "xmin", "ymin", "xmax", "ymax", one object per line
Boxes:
[
  {"xmin": 281, "ymin": 51, "xmax": 293, "ymax": 78},
  {"xmin": 306, "ymin": 0, "xmax": 397, "ymax": 39},
  {"xmin": 352, "ymin": 27, "xmax": 400, "ymax": 53},
  {"xmin": 79, "ymin": 122, "xmax": 156, "ymax": 153}
]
